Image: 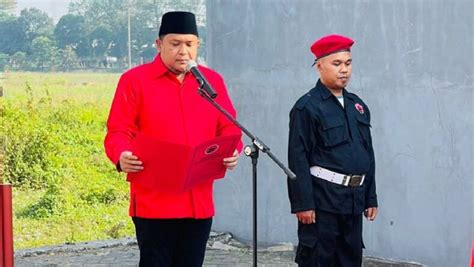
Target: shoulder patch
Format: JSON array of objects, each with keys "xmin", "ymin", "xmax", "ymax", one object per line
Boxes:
[
  {"xmin": 347, "ymin": 91, "xmax": 367, "ymax": 105},
  {"xmin": 346, "ymin": 91, "xmax": 359, "ymax": 99},
  {"xmin": 294, "ymin": 93, "xmax": 312, "ymax": 110}
]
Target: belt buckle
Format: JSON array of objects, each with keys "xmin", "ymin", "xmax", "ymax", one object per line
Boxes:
[{"xmin": 348, "ymin": 175, "xmax": 363, "ymax": 187}]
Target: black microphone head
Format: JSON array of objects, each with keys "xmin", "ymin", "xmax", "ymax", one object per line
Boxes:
[{"xmin": 186, "ymin": 60, "xmax": 198, "ymax": 72}]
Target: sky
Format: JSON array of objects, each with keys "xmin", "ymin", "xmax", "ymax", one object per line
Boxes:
[{"xmin": 14, "ymin": 0, "xmax": 72, "ymax": 23}]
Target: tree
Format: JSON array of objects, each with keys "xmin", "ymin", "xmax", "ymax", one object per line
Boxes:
[
  {"xmin": 61, "ymin": 0, "xmax": 206, "ymax": 69},
  {"xmin": 130, "ymin": 0, "xmax": 206, "ymax": 62},
  {"xmin": 30, "ymin": 36, "xmax": 58, "ymax": 71},
  {"xmin": 0, "ymin": 53, "xmax": 8, "ymax": 71},
  {"xmin": 88, "ymin": 24, "xmax": 113, "ymax": 60},
  {"xmin": 68, "ymin": 0, "xmax": 206, "ymax": 66},
  {"xmin": 70, "ymin": 0, "xmax": 129, "ymax": 63},
  {"xmin": 109, "ymin": 23, "xmax": 128, "ymax": 61},
  {"xmin": 58, "ymin": 45, "xmax": 79, "ymax": 71},
  {"xmin": 0, "ymin": 12, "xmax": 26, "ymax": 55},
  {"xmin": 9, "ymin": 51, "xmax": 27, "ymax": 69},
  {"xmin": 54, "ymin": 14, "xmax": 85, "ymax": 49},
  {"xmin": 18, "ymin": 8, "xmax": 54, "ymax": 53}
]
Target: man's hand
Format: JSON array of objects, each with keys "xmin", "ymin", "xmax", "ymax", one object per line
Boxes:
[
  {"xmin": 364, "ymin": 207, "xmax": 378, "ymax": 221},
  {"xmin": 223, "ymin": 150, "xmax": 239, "ymax": 170},
  {"xmin": 296, "ymin": 210, "xmax": 316, "ymax": 224},
  {"xmin": 119, "ymin": 151, "xmax": 144, "ymax": 173}
]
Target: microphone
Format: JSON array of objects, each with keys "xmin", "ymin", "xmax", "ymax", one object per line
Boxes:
[{"xmin": 186, "ymin": 60, "xmax": 217, "ymax": 99}]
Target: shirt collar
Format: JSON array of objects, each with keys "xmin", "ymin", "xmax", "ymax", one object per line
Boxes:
[
  {"xmin": 151, "ymin": 54, "xmax": 171, "ymax": 78},
  {"xmin": 344, "ymin": 90, "xmax": 356, "ymax": 100},
  {"xmin": 316, "ymin": 80, "xmax": 334, "ymax": 100},
  {"xmin": 317, "ymin": 79, "xmax": 351, "ymax": 100}
]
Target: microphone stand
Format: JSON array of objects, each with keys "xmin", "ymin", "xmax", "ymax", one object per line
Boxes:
[{"xmin": 196, "ymin": 84, "xmax": 296, "ymax": 267}]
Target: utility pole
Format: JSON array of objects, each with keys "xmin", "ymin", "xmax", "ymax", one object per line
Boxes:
[{"xmin": 127, "ymin": 0, "xmax": 132, "ymax": 69}]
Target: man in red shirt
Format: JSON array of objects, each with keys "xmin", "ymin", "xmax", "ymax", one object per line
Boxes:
[{"xmin": 104, "ymin": 11, "xmax": 242, "ymax": 266}]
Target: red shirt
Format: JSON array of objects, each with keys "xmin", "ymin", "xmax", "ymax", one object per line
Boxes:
[{"xmin": 104, "ymin": 55, "xmax": 242, "ymax": 219}]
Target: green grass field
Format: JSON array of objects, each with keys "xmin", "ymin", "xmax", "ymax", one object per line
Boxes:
[
  {"xmin": 1, "ymin": 72, "xmax": 136, "ymax": 249},
  {"xmin": 1, "ymin": 71, "xmax": 119, "ymax": 105}
]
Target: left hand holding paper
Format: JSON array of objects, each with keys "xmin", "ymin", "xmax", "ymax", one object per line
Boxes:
[{"xmin": 223, "ymin": 149, "xmax": 239, "ymax": 170}]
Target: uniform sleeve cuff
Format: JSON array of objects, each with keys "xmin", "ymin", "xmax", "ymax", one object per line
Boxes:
[
  {"xmin": 116, "ymin": 161, "xmax": 122, "ymax": 172},
  {"xmin": 365, "ymin": 198, "xmax": 378, "ymax": 208},
  {"xmin": 291, "ymin": 203, "xmax": 315, "ymax": 214}
]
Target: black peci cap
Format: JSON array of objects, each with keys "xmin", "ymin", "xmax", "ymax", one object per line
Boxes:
[{"xmin": 158, "ymin": 11, "xmax": 199, "ymax": 37}]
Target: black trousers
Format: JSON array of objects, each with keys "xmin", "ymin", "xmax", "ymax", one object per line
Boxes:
[
  {"xmin": 295, "ymin": 210, "xmax": 363, "ymax": 267},
  {"xmin": 132, "ymin": 217, "xmax": 212, "ymax": 267}
]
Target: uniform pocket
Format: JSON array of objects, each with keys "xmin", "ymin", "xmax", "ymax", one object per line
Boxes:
[
  {"xmin": 295, "ymin": 243, "xmax": 318, "ymax": 266},
  {"xmin": 296, "ymin": 221, "xmax": 318, "ymax": 265},
  {"xmin": 356, "ymin": 116, "xmax": 371, "ymax": 146},
  {"xmin": 320, "ymin": 116, "xmax": 349, "ymax": 147}
]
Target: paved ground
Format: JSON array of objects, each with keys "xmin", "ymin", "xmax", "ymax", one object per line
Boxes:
[
  {"xmin": 16, "ymin": 246, "xmax": 296, "ymax": 267},
  {"xmin": 14, "ymin": 233, "xmax": 423, "ymax": 267}
]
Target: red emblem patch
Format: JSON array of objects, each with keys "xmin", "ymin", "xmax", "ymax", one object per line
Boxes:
[
  {"xmin": 355, "ymin": 103, "xmax": 364, "ymax": 114},
  {"xmin": 205, "ymin": 144, "xmax": 220, "ymax": 155}
]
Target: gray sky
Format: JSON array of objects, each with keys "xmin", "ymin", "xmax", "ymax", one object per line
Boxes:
[{"xmin": 15, "ymin": 0, "xmax": 72, "ymax": 23}]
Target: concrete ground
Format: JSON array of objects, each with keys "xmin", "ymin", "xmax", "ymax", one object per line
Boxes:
[{"xmin": 14, "ymin": 232, "xmax": 424, "ymax": 267}]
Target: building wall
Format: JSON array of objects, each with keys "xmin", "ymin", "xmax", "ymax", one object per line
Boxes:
[{"xmin": 206, "ymin": 1, "xmax": 473, "ymax": 266}]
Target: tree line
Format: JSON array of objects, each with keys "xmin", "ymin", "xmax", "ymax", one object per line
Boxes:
[{"xmin": 0, "ymin": 0, "xmax": 206, "ymax": 72}]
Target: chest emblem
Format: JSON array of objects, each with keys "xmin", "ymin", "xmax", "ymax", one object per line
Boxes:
[
  {"xmin": 355, "ymin": 103, "xmax": 364, "ymax": 114},
  {"xmin": 205, "ymin": 144, "xmax": 220, "ymax": 155}
]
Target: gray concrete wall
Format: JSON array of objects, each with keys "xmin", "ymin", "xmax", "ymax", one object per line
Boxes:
[{"xmin": 206, "ymin": 1, "xmax": 473, "ymax": 266}]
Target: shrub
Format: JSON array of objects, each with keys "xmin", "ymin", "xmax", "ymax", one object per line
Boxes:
[
  {"xmin": 2, "ymin": 84, "xmax": 124, "ymax": 212},
  {"xmin": 18, "ymin": 184, "xmax": 64, "ymax": 219},
  {"xmin": 3, "ymin": 74, "xmax": 133, "ymax": 249}
]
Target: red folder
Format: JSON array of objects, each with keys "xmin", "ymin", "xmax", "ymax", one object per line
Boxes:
[{"xmin": 128, "ymin": 134, "xmax": 241, "ymax": 192}]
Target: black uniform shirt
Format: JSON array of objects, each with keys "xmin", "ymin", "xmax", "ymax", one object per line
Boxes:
[{"xmin": 287, "ymin": 80, "xmax": 378, "ymax": 215}]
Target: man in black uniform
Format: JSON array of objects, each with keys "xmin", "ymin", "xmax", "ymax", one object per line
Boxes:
[{"xmin": 287, "ymin": 34, "xmax": 378, "ymax": 266}]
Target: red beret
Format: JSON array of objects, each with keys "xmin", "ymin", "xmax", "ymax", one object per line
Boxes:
[{"xmin": 310, "ymin": 34, "xmax": 354, "ymax": 59}]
